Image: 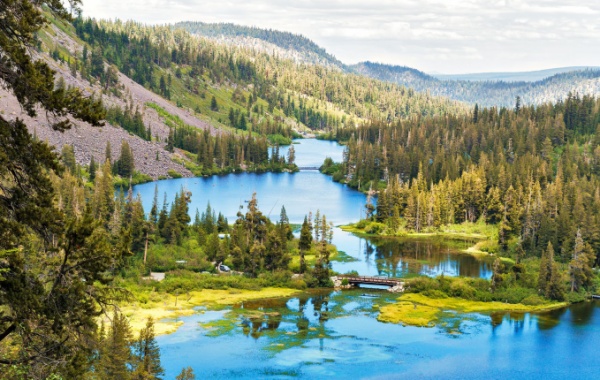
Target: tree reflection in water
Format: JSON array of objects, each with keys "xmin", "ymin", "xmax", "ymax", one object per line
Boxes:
[{"xmin": 361, "ymin": 236, "xmax": 495, "ymax": 279}]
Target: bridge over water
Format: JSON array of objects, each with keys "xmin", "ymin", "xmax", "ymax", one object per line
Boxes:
[
  {"xmin": 297, "ymin": 166, "xmax": 320, "ymax": 171},
  {"xmin": 334, "ymin": 275, "xmax": 405, "ymax": 292}
]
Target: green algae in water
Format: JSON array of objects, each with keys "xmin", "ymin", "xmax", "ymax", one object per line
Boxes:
[
  {"xmin": 330, "ymin": 250, "xmax": 359, "ymax": 263},
  {"xmin": 200, "ymin": 315, "xmax": 238, "ymax": 337}
]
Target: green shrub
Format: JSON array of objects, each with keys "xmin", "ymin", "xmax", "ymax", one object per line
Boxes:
[
  {"xmin": 448, "ymin": 280, "xmax": 476, "ymax": 299},
  {"xmin": 364, "ymin": 222, "xmax": 386, "ymax": 234},
  {"xmin": 521, "ymin": 295, "xmax": 545, "ymax": 306},
  {"xmin": 267, "ymin": 134, "xmax": 292, "ymax": 146},
  {"xmin": 355, "ymin": 220, "xmax": 368, "ymax": 229},
  {"xmin": 423, "ymin": 289, "xmax": 447, "ymax": 298},
  {"xmin": 167, "ymin": 169, "xmax": 183, "ymax": 178}
]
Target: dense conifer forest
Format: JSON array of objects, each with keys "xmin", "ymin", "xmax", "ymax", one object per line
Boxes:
[{"xmin": 326, "ymin": 94, "xmax": 600, "ymax": 301}]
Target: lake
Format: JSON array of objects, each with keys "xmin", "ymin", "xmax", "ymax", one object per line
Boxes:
[
  {"xmin": 133, "ymin": 139, "xmax": 599, "ymax": 379},
  {"xmin": 156, "ymin": 289, "xmax": 600, "ymax": 379},
  {"xmin": 133, "ymin": 139, "xmax": 493, "ymax": 279}
]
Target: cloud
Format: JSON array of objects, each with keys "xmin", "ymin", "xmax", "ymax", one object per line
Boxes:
[{"xmin": 80, "ymin": 0, "xmax": 600, "ymax": 73}]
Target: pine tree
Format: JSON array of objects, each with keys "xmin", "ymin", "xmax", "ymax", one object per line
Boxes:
[
  {"xmin": 97, "ymin": 312, "xmax": 134, "ymax": 380},
  {"xmin": 106, "ymin": 140, "xmax": 112, "ymax": 162},
  {"xmin": 117, "ymin": 140, "xmax": 135, "ymax": 178},
  {"xmin": 299, "ymin": 216, "xmax": 312, "ymax": 274},
  {"xmin": 132, "ymin": 318, "xmax": 164, "ymax": 380},
  {"xmin": 538, "ymin": 242, "xmax": 554, "ymax": 296},
  {"xmin": 89, "ymin": 154, "xmax": 97, "ymax": 182},
  {"xmin": 287, "ymin": 144, "xmax": 296, "ymax": 165},
  {"xmin": 61, "ymin": 144, "xmax": 77, "ymax": 173},
  {"xmin": 265, "ymin": 229, "xmax": 289, "ymax": 271},
  {"xmin": 491, "ymin": 258, "xmax": 503, "ymax": 292},
  {"xmin": 547, "ymin": 262, "xmax": 566, "ymax": 301},
  {"xmin": 313, "ymin": 240, "xmax": 331, "ymax": 287},
  {"xmin": 569, "ymin": 230, "xmax": 594, "ymax": 292},
  {"xmin": 314, "ymin": 209, "xmax": 321, "ymax": 241},
  {"xmin": 150, "ymin": 184, "xmax": 159, "ymax": 225},
  {"xmin": 90, "ymin": 47, "xmax": 105, "ymax": 79},
  {"xmin": 278, "ymin": 205, "xmax": 293, "ymax": 242},
  {"xmin": 93, "ymin": 160, "xmax": 116, "ymax": 224},
  {"xmin": 176, "ymin": 367, "xmax": 196, "ymax": 380},
  {"xmin": 217, "ymin": 212, "xmax": 229, "ymax": 232}
]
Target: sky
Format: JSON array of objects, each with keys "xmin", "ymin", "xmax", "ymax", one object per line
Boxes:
[{"xmin": 80, "ymin": 0, "xmax": 600, "ymax": 74}]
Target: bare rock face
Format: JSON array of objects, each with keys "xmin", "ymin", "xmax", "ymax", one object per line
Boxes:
[
  {"xmin": 1, "ymin": 87, "xmax": 191, "ymax": 180},
  {"xmin": 0, "ymin": 25, "xmax": 230, "ymax": 180}
]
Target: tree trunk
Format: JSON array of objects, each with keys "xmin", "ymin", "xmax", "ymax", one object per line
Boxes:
[{"xmin": 144, "ymin": 232, "xmax": 149, "ymax": 264}]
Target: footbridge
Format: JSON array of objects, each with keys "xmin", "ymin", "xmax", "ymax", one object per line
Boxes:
[
  {"xmin": 297, "ymin": 166, "xmax": 320, "ymax": 171},
  {"xmin": 334, "ymin": 275, "xmax": 404, "ymax": 292}
]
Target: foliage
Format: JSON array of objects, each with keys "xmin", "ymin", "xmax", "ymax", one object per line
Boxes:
[
  {"xmin": 0, "ymin": 0, "xmax": 132, "ymax": 376},
  {"xmin": 91, "ymin": 314, "xmax": 164, "ymax": 379},
  {"xmin": 324, "ymin": 97, "xmax": 600, "ymax": 272},
  {"xmin": 146, "ymin": 103, "xmax": 297, "ymax": 174}
]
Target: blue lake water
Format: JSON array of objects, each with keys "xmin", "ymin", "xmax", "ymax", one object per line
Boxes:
[
  {"xmin": 132, "ymin": 139, "xmax": 597, "ymax": 379},
  {"xmin": 156, "ymin": 289, "xmax": 600, "ymax": 379},
  {"xmin": 133, "ymin": 139, "xmax": 493, "ymax": 279}
]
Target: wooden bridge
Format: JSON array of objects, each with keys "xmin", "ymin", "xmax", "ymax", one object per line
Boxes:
[
  {"xmin": 336, "ymin": 275, "xmax": 403, "ymax": 288},
  {"xmin": 297, "ymin": 166, "xmax": 320, "ymax": 171}
]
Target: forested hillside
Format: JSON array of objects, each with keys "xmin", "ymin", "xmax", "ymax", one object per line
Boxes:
[
  {"xmin": 172, "ymin": 21, "xmax": 600, "ymax": 108},
  {"xmin": 434, "ymin": 66, "xmax": 600, "ymax": 82},
  {"xmin": 353, "ymin": 61, "xmax": 600, "ymax": 107},
  {"xmin": 71, "ymin": 18, "xmax": 464, "ymax": 132},
  {"xmin": 325, "ymin": 94, "xmax": 600, "ymax": 287},
  {"xmin": 174, "ymin": 21, "xmax": 344, "ymax": 68}
]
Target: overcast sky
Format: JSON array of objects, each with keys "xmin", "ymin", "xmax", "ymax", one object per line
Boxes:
[{"xmin": 81, "ymin": 0, "xmax": 600, "ymax": 74}]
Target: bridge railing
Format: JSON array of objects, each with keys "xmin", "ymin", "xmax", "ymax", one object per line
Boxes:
[{"xmin": 336, "ymin": 275, "xmax": 402, "ymax": 285}]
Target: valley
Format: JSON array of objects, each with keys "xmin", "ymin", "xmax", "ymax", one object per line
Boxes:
[{"xmin": 2, "ymin": 2, "xmax": 600, "ymax": 379}]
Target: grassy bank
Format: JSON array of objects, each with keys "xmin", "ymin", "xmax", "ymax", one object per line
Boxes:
[
  {"xmin": 378, "ymin": 293, "xmax": 567, "ymax": 327},
  {"xmin": 110, "ymin": 287, "xmax": 301, "ymax": 336},
  {"xmin": 341, "ymin": 220, "xmax": 504, "ymax": 260}
]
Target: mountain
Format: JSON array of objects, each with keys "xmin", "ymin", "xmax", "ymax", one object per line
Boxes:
[
  {"xmin": 173, "ymin": 21, "xmax": 344, "ymax": 69},
  {"xmin": 4, "ymin": 14, "xmax": 463, "ymax": 181},
  {"xmin": 174, "ymin": 21, "xmax": 600, "ymax": 108},
  {"xmin": 15, "ymin": 13, "xmax": 600, "ymax": 182},
  {"xmin": 351, "ymin": 61, "xmax": 600, "ymax": 107},
  {"xmin": 434, "ymin": 67, "xmax": 600, "ymax": 82}
]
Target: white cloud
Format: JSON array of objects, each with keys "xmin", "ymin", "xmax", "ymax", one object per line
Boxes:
[{"xmin": 80, "ymin": 0, "xmax": 600, "ymax": 73}]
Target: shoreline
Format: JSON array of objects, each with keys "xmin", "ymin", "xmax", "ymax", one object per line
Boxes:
[
  {"xmin": 378, "ymin": 293, "xmax": 568, "ymax": 327},
  {"xmin": 339, "ymin": 222, "xmax": 511, "ymax": 262},
  {"xmin": 110, "ymin": 287, "xmax": 302, "ymax": 336}
]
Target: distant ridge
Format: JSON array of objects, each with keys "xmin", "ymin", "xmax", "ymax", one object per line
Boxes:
[
  {"xmin": 434, "ymin": 66, "xmax": 600, "ymax": 82},
  {"xmin": 173, "ymin": 21, "xmax": 344, "ymax": 68},
  {"xmin": 175, "ymin": 21, "xmax": 600, "ymax": 108},
  {"xmin": 352, "ymin": 61, "xmax": 600, "ymax": 107}
]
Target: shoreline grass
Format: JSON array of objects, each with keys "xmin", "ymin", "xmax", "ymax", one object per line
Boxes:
[
  {"xmin": 378, "ymin": 293, "xmax": 567, "ymax": 327},
  {"xmin": 340, "ymin": 221, "xmax": 504, "ymax": 261},
  {"xmin": 109, "ymin": 287, "xmax": 301, "ymax": 336}
]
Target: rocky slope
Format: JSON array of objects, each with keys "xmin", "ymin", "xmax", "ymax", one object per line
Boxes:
[{"xmin": 0, "ymin": 23, "xmax": 236, "ymax": 179}]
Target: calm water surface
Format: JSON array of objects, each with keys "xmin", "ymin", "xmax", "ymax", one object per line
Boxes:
[
  {"xmin": 157, "ymin": 289, "xmax": 600, "ymax": 379},
  {"xmin": 133, "ymin": 139, "xmax": 493, "ymax": 279},
  {"xmin": 134, "ymin": 139, "xmax": 597, "ymax": 379}
]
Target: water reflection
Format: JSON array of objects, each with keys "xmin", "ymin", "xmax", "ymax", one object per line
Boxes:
[
  {"xmin": 158, "ymin": 289, "xmax": 600, "ymax": 379},
  {"xmin": 333, "ymin": 234, "xmax": 494, "ymax": 279}
]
